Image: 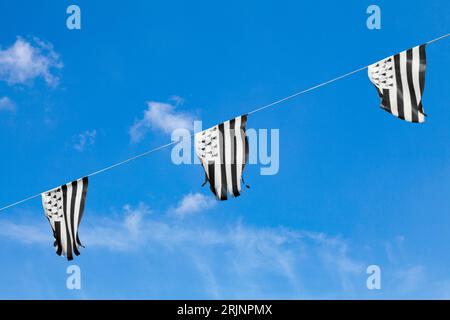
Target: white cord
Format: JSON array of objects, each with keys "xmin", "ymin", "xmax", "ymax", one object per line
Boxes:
[{"xmin": 0, "ymin": 33, "xmax": 449, "ymax": 213}]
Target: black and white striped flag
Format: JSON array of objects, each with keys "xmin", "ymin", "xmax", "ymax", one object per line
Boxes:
[
  {"xmin": 368, "ymin": 44, "xmax": 427, "ymax": 123},
  {"xmin": 195, "ymin": 115, "xmax": 249, "ymax": 200},
  {"xmin": 42, "ymin": 177, "xmax": 88, "ymax": 260}
]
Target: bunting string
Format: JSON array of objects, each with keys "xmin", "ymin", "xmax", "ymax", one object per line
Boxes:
[{"xmin": 0, "ymin": 33, "xmax": 449, "ymax": 214}]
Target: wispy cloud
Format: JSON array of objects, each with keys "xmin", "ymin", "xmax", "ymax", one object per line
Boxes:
[
  {"xmin": 169, "ymin": 95, "xmax": 185, "ymax": 106},
  {"xmin": 3, "ymin": 201, "xmax": 444, "ymax": 298},
  {"xmin": 0, "ymin": 200, "xmax": 364, "ymax": 297},
  {"xmin": 169, "ymin": 193, "xmax": 216, "ymax": 217},
  {"xmin": 4, "ymin": 203, "xmax": 448, "ymax": 298},
  {"xmin": 73, "ymin": 129, "xmax": 97, "ymax": 152},
  {"xmin": 0, "ymin": 96, "xmax": 15, "ymax": 112},
  {"xmin": 0, "ymin": 220, "xmax": 48, "ymax": 245},
  {"xmin": 129, "ymin": 100, "xmax": 195, "ymax": 143},
  {"xmin": 74, "ymin": 211, "xmax": 365, "ymax": 297},
  {"xmin": 0, "ymin": 37, "xmax": 62, "ymax": 86},
  {"xmin": 382, "ymin": 235, "xmax": 427, "ymax": 294}
]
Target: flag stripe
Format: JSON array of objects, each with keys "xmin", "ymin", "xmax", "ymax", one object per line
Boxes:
[
  {"xmin": 207, "ymin": 162, "xmax": 216, "ymax": 197},
  {"xmin": 406, "ymin": 49, "xmax": 419, "ymax": 123},
  {"xmin": 241, "ymin": 115, "xmax": 249, "ymax": 173},
  {"xmin": 230, "ymin": 119, "xmax": 240, "ymax": 197},
  {"xmin": 73, "ymin": 179, "xmax": 82, "ymax": 249},
  {"xmin": 400, "ymin": 51, "xmax": 413, "ymax": 122},
  {"xmin": 218, "ymin": 123, "xmax": 228, "ymax": 200},
  {"xmin": 393, "ymin": 54, "xmax": 405, "ymax": 120},
  {"xmin": 61, "ymin": 184, "xmax": 73, "ymax": 260},
  {"xmin": 54, "ymin": 221, "xmax": 62, "ymax": 256},
  {"xmin": 419, "ymin": 45, "xmax": 426, "ymax": 96},
  {"xmin": 79, "ymin": 177, "xmax": 88, "ymax": 227},
  {"xmin": 76, "ymin": 177, "xmax": 88, "ymax": 246},
  {"xmin": 382, "ymin": 88, "xmax": 391, "ymax": 114},
  {"xmin": 412, "ymin": 47, "xmax": 424, "ymax": 122},
  {"xmin": 224, "ymin": 120, "xmax": 235, "ymax": 196},
  {"xmin": 235, "ymin": 116, "xmax": 244, "ymax": 194},
  {"xmin": 70, "ymin": 180, "xmax": 80, "ymax": 256}
]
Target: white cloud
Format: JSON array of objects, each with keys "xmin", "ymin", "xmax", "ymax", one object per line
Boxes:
[
  {"xmin": 169, "ymin": 193, "xmax": 216, "ymax": 217},
  {"xmin": 0, "ymin": 37, "xmax": 62, "ymax": 86},
  {"xmin": 1, "ymin": 204, "xmax": 448, "ymax": 298},
  {"xmin": 0, "ymin": 202, "xmax": 364, "ymax": 297},
  {"xmin": 73, "ymin": 129, "xmax": 96, "ymax": 151},
  {"xmin": 0, "ymin": 96, "xmax": 15, "ymax": 112},
  {"xmin": 393, "ymin": 265, "xmax": 426, "ymax": 293},
  {"xmin": 169, "ymin": 95, "xmax": 185, "ymax": 106},
  {"xmin": 129, "ymin": 100, "xmax": 194, "ymax": 143},
  {"xmin": 73, "ymin": 212, "xmax": 364, "ymax": 296},
  {"xmin": 0, "ymin": 220, "xmax": 48, "ymax": 245},
  {"xmin": 123, "ymin": 202, "xmax": 152, "ymax": 235}
]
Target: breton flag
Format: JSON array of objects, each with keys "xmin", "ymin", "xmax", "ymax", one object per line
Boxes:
[
  {"xmin": 368, "ymin": 44, "xmax": 427, "ymax": 123},
  {"xmin": 42, "ymin": 177, "xmax": 88, "ymax": 260},
  {"xmin": 195, "ymin": 115, "xmax": 249, "ymax": 200}
]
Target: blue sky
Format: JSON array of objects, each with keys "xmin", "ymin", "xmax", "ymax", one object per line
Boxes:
[{"xmin": 0, "ymin": 0, "xmax": 449, "ymax": 299}]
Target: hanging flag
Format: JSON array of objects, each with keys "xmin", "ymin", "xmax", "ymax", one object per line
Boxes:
[
  {"xmin": 41, "ymin": 177, "xmax": 88, "ymax": 260},
  {"xmin": 368, "ymin": 44, "xmax": 427, "ymax": 123},
  {"xmin": 195, "ymin": 115, "xmax": 249, "ymax": 200}
]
